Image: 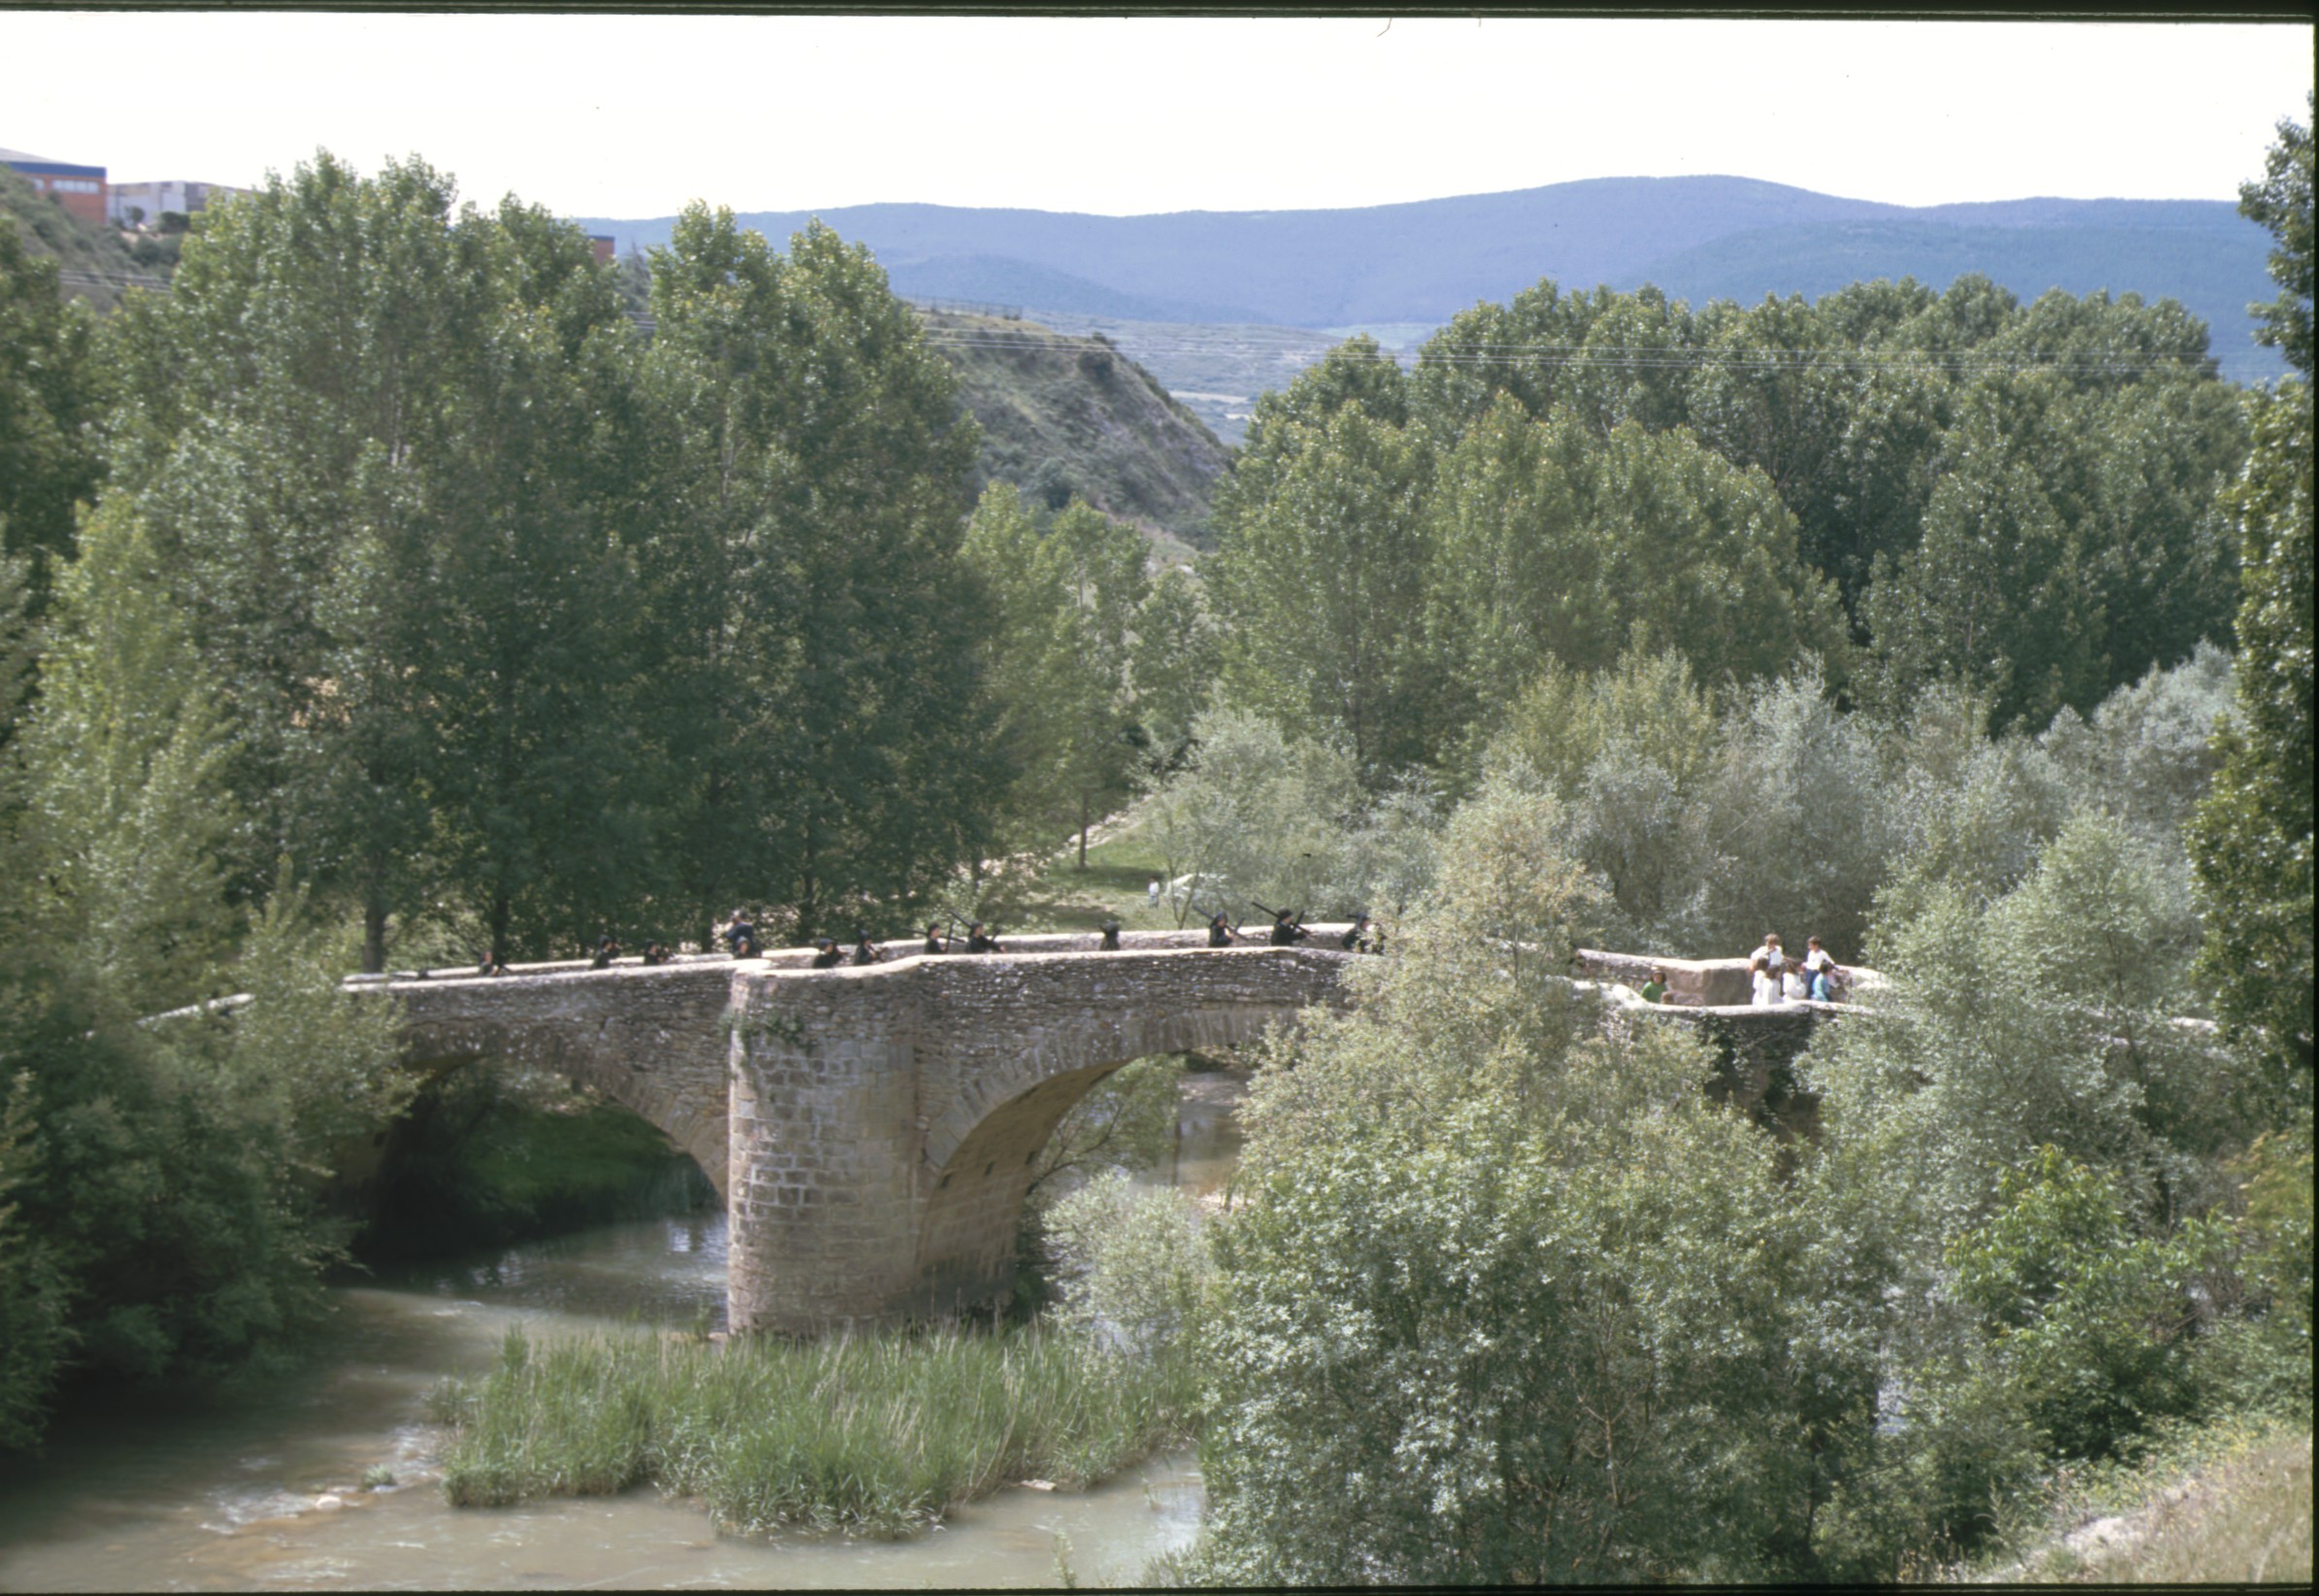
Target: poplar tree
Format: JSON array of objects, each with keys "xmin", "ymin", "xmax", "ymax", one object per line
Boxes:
[
  {"xmin": 0, "ymin": 210, "xmax": 105, "ymax": 589},
  {"xmin": 641, "ymin": 208, "xmax": 997, "ymax": 939},
  {"xmin": 103, "ymin": 152, "xmax": 650, "ymax": 964}
]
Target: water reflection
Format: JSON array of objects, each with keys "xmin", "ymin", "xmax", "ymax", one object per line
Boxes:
[{"xmin": 386, "ymin": 1211, "xmax": 732, "ymax": 1331}]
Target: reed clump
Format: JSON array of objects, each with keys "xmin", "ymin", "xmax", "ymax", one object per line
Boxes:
[{"xmin": 431, "ymin": 1321, "xmax": 1198, "ymax": 1539}]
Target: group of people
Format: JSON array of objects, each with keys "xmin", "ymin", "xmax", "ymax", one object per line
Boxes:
[
  {"xmin": 1628, "ymin": 934, "xmax": 1845, "ymax": 1006},
  {"xmin": 1201, "ymin": 906, "xmax": 1384, "ymax": 953},
  {"xmin": 581, "ymin": 934, "xmax": 673, "ymax": 971},
  {"xmin": 1748, "ymin": 933, "xmax": 1844, "ymax": 1005}
]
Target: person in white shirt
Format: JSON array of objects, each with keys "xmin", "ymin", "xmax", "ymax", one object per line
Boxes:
[
  {"xmin": 1802, "ymin": 935, "xmax": 1842, "ymax": 1001},
  {"xmin": 1749, "ymin": 933, "xmax": 1785, "ymax": 1006}
]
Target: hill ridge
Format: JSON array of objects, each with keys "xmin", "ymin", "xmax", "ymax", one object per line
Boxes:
[{"xmin": 576, "ymin": 173, "xmax": 2284, "ymax": 388}]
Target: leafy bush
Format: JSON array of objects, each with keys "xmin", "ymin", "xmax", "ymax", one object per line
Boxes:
[
  {"xmin": 1042, "ymin": 1172, "xmax": 1211, "ymax": 1355},
  {"xmin": 1183, "ymin": 772, "xmax": 1873, "ymax": 1583},
  {"xmin": 1949, "ymin": 1147, "xmax": 2221, "ymax": 1461}
]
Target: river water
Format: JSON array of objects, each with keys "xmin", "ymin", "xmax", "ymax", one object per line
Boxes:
[{"xmin": 0, "ymin": 1071, "xmax": 1245, "ymax": 1591}]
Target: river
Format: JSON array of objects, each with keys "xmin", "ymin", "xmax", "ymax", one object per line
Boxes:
[{"xmin": 0, "ymin": 1069, "xmax": 1245, "ymax": 1591}]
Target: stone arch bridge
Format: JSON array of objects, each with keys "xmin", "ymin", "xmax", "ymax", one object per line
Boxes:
[
  {"xmin": 367, "ymin": 931, "xmax": 1854, "ymax": 1334},
  {"xmin": 377, "ymin": 930, "xmax": 1353, "ymax": 1333}
]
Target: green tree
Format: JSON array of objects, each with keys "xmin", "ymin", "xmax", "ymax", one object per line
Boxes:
[
  {"xmin": 1406, "ymin": 277, "xmax": 1602, "ymax": 442},
  {"xmin": 414, "ymin": 198, "xmax": 661, "ymax": 957},
  {"xmin": 2187, "ymin": 99, "xmax": 2315, "ymax": 1094},
  {"xmin": 1126, "ymin": 561, "xmax": 1219, "ymax": 773},
  {"xmin": 0, "ymin": 211, "xmax": 106, "ymax": 589},
  {"xmin": 0, "ymin": 1068, "xmax": 69, "ymax": 1450},
  {"xmin": 1039, "ymin": 500, "xmax": 1149, "ymax": 864},
  {"xmin": 0, "ymin": 508, "xmax": 406, "ymax": 1446},
  {"xmin": 1208, "ymin": 400, "xmax": 1449, "ymax": 773},
  {"xmin": 2239, "ymin": 93, "xmax": 2314, "ymax": 376},
  {"xmin": 1189, "ymin": 774, "xmax": 1865, "ymax": 1582},
  {"xmin": 11, "ymin": 498, "xmax": 241, "ymax": 1010},
  {"xmin": 640, "ymin": 207, "xmax": 996, "ymax": 940},
  {"xmin": 1137, "ymin": 707, "xmax": 1365, "ymax": 927},
  {"xmin": 2189, "ymin": 381, "xmax": 2313, "ymax": 1089},
  {"xmin": 1689, "ymin": 291, "xmax": 1952, "ymax": 622},
  {"xmin": 1428, "ymin": 399, "xmax": 1850, "ymax": 718},
  {"xmin": 1948, "ymin": 1147, "xmax": 2222, "ymax": 1461},
  {"xmin": 961, "ymin": 487, "xmax": 1150, "ymax": 865},
  {"xmin": 102, "ymin": 152, "xmax": 657, "ymax": 965}
]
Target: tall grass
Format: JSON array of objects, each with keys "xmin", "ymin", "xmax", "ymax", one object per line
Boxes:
[{"xmin": 429, "ymin": 1321, "xmax": 1198, "ymax": 1539}]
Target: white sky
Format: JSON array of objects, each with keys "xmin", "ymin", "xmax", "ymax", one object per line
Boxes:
[{"xmin": 2, "ymin": 12, "xmax": 2311, "ymax": 218}]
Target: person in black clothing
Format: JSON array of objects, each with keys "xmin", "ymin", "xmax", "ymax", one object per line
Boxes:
[
  {"xmin": 478, "ymin": 950, "xmax": 508, "ymax": 977},
  {"xmin": 922, "ymin": 922, "xmax": 949, "ymax": 955},
  {"xmin": 1098, "ymin": 919, "xmax": 1122, "ymax": 951},
  {"xmin": 852, "ymin": 931, "xmax": 881, "ymax": 966},
  {"xmin": 590, "ymin": 935, "xmax": 621, "ymax": 970},
  {"xmin": 1268, "ymin": 907, "xmax": 1309, "ymax": 946},
  {"xmin": 810, "ymin": 938, "xmax": 845, "ymax": 969},
  {"xmin": 721, "ymin": 910, "xmax": 757, "ymax": 958},
  {"xmin": 1339, "ymin": 912, "xmax": 1371, "ymax": 951},
  {"xmin": 1207, "ymin": 913, "xmax": 1239, "ymax": 948},
  {"xmin": 965, "ymin": 922, "xmax": 1002, "ymax": 953},
  {"xmin": 642, "ymin": 941, "xmax": 670, "ymax": 966}
]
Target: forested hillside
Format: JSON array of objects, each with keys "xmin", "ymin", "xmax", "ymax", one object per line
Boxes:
[{"xmin": 2, "ymin": 103, "xmax": 2309, "ymax": 1585}]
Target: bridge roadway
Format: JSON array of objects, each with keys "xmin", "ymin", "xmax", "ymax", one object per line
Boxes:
[{"xmin": 368, "ymin": 929, "xmax": 1852, "ymax": 1333}]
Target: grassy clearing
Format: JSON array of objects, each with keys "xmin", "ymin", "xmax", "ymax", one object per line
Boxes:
[
  {"xmin": 2104, "ymin": 1428, "xmax": 2312, "ymax": 1583},
  {"xmin": 1987, "ymin": 1412, "xmax": 2313, "ymax": 1584},
  {"xmin": 429, "ymin": 1322, "xmax": 1198, "ymax": 1539},
  {"xmin": 1001, "ymin": 814, "xmax": 1193, "ymax": 936}
]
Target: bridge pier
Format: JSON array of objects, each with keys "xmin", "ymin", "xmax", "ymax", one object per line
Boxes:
[{"xmin": 721, "ymin": 946, "xmax": 1351, "ymax": 1333}]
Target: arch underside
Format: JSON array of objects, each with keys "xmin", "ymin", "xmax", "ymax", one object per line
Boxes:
[
  {"xmin": 399, "ymin": 1021, "xmax": 731, "ymax": 1202},
  {"xmin": 908, "ymin": 1002, "xmax": 1309, "ymax": 1314}
]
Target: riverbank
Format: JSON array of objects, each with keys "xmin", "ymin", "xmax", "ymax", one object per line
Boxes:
[
  {"xmin": 0, "ymin": 1216, "xmax": 1207, "ymax": 1590},
  {"xmin": 429, "ymin": 1320, "xmax": 1199, "ymax": 1539}
]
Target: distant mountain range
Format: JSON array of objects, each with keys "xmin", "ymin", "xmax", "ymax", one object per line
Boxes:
[{"xmin": 576, "ymin": 175, "xmax": 2290, "ymax": 387}]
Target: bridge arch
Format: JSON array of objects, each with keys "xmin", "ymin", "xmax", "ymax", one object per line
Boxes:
[
  {"xmin": 388, "ymin": 962, "xmax": 738, "ymax": 1201},
  {"xmin": 908, "ymin": 981, "xmax": 1328, "ymax": 1316}
]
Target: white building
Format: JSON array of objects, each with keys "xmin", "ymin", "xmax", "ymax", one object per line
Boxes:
[{"xmin": 107, "ymin": 179, "xmax": 244, "ymax": 226}]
